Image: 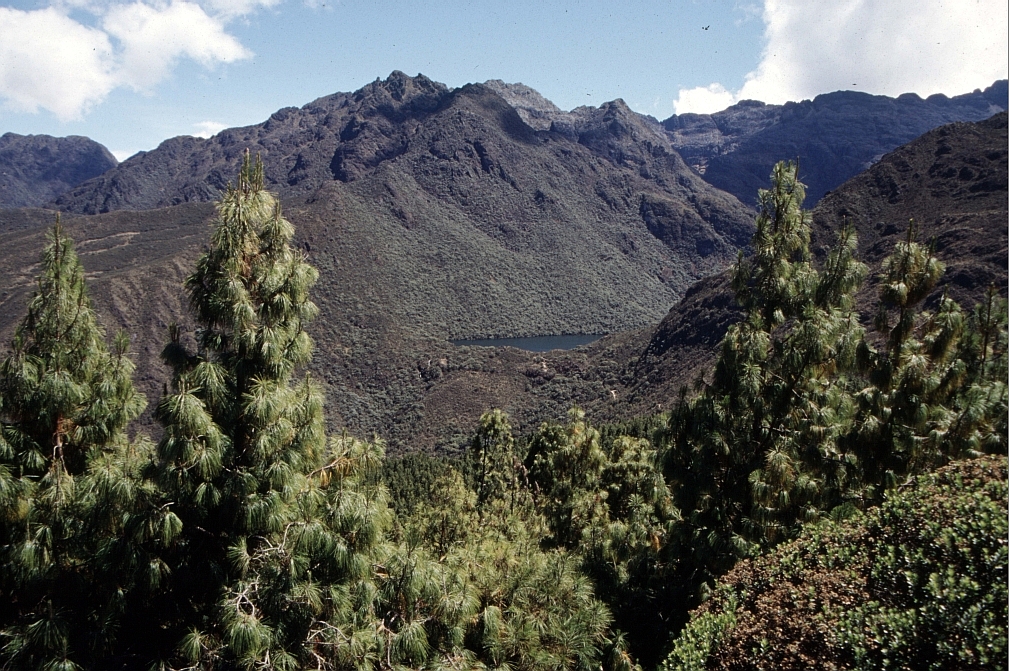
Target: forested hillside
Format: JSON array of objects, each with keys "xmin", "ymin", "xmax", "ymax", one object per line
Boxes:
[{"xmin": 1, "ymin": 151, "xmax": 1004, "ymax": 669}]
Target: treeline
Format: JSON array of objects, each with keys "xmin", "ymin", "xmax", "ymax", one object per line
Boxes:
[{"xmin": 0, "ymin": 157, "xmax": 1005, "ymax": 670}]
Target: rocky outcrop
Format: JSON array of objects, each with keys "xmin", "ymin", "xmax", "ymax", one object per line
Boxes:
[
  {"xmin": 0, "ymin": 133, "xmax": 117, "ymax": 208},
  {"xmin": 663, "ymin": 80, "xmax": 1008, "ymax": 207}
]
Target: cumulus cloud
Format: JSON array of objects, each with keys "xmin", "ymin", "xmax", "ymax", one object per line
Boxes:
[
  {"xmin": 672, "ymin": 83, "xmax": 738, "ymax": 116},
  {"xmin": 0, "ymin": 7, "xmax": 116, "ymax": 120},
  {"xmin": 0, "ymin": 1, "xmax": 257, "ymax": 121},
  {"xmin": 105, "ymin": 1, "xmax": 250, "ymax": 89},
  {"xmin": 675, "ymin": 0, "xmax": 1009, "ymax": 114}
]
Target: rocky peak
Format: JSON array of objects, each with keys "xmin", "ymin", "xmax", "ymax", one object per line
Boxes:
[
  {"xmin": 349, "ymin": 71, "xmax": 449, "ymax": 117},
  {"xmin": 481, "ymin": 80, "xmax": 563, "ymax": 130}
]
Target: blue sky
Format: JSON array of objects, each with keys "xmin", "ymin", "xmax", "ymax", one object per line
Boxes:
[{"xmin": 1, "ymin": 0, "xmax": 1006, "ymax": 161}]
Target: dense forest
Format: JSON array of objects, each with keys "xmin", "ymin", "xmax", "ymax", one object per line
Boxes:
[{"xmin": 0, "ymin": 154, "xmax": 1005, "ymax": 670}]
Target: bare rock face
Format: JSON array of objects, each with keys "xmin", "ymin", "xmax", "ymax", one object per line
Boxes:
[
  {"xmin": 0, "ymin": 133, "xmax": 117, "ymax": 208},
  {"xmin": 481, "ymin": 79, "xmax": 564, "ymax": 130},
  {"xmin": 663, "ymin": 80, "xmax": 1008, "ymax": 207}
]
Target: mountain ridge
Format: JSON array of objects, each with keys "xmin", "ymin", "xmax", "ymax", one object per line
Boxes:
[
  {"xmin": 664, "ymin": 80, "xmax": 1008, "ymax": 206},
  {"xmin": 49, "ymin": 74, "xmax": 1007, "ymax": 217},
  {"xmin": 0, "ymin": 133, "xmax": 117, "ymax": 208}
]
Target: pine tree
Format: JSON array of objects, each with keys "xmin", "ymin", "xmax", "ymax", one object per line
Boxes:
[
  {"xmin": 658, "ymin": 165, "xmax": 1007, "ymax": 647},
  {"xmin": 384, "ymin": 412, "xmax": 635, "ymax": 671},
  {"xmin": 662, "ymin": 161, "xmax": 868, "ymax": 592},
  {"xmin": 151, "ymin": 154, "xmax": 386, "ymax": 669},
  {"xmin": 525, "ymin": 410, "xmax": 677, "ymax": 668},
  {"xmin": 470, "ymin": 408, "xmax": 523, "ymax": 514},
  {"xmin": 948, "ymin": 286, "xmax": 1009, "ymax": 453},
  {"xmin": 0, "ymin": 217, "xmax": 157, "ymax": 671},
  {"xmin": 0, "ymin": 217, "xmax": 145, "ymax": 477},
  {"xmin": 850, "ymin": 224, "xmax": 1008, "ymax": 499},
  {"xmin": 527, "ymin": 408, "xmax": 608, "ymax": 548}
]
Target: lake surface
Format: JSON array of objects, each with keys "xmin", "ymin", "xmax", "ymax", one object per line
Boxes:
[{"xmin": 450, "ymin": 335, "xmax": 603, "ymax": 352}]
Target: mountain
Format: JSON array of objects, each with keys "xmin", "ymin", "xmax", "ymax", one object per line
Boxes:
[
  {"xmin": 54, "ymin": 72, "xmax": 748, "ymax": 249},
  {"xmin": 0, "ymin": 80, "xmax": 1003, "ymax": 454},
  {"xmin": 662, "ymin": 80, "xmax": 1007, "ymax": 207},
  {"xmin": 0, "ymin": 133, "xmax": 117, "ymax": 208},
  {"xmin": 7, "ymin": 76, "xmax": 1004, "ymax": 217},
  {"xmin": 2, "ymin": 72, "xmax": 754, "ymax": 451},
  {"xmin": 50, "ymin": 72, "xmax": 754, "ymax": 337}
]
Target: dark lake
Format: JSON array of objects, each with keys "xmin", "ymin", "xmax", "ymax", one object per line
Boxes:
[{"xmin": 450, "ymin": 335, "xmax": 603, "ymax": 352}]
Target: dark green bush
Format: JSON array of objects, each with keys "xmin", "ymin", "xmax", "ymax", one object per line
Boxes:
[{"xmin": 664, "ymin": 456, "xmax": 1008, "ymax": 670}]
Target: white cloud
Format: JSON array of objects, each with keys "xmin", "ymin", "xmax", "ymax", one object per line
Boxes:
[
  {"xmin": 675, "ymin": 0, "xmax": 1009, "ymax": 114},
  {"xmin": 110, "ymin": 147, "xmax": 140, "ymax": 161},
  {"xmin": 105, "ymin": 1, "xmax": 251, "ymax": 90},
  {"xmin": 0, "ymin": 7, "xmax": 116, "ymax": 120},
  {"xmin": 0, "ymin": 1, "xmax": 257, "ymax": 121},
  {"xmin": 673, "ymin": 83, "xmax": 738, "ymax": 115},
  {"xmin": 193, "ymin": 120, "xmax": 227, "ymax": 137}
]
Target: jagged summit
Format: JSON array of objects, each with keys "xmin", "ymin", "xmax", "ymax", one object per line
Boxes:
[
  {"xmin": 51, "ymin": 71, "xmax": 751, "ymax": 249},
  {"xmin": 42, "ymin": 72, "xmax": 1009, "ymax": 215}
]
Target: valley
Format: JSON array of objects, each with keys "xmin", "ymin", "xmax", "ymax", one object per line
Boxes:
[{"xmin": 0, "ymin": 74, "xmax": 1006, "ymax": 455}]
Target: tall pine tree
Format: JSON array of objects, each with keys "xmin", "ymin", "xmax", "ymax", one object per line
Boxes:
[
  {"xmin": 151, "ymin": 154, "xmax": 386, "ymax": 670},
  {"xmin": 850, "ymin": 224, "xmax": 1008, "ymax": 500},
  {"xmin": 0, "ymin": 217, "xmax": 158, "ymax": 671},
  {"xmin": 663, "ymin": 161, "xmax": 867, "ymax": 586}
]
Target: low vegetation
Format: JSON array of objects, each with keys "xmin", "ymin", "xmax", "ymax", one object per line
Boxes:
[
  {"xmin": 0, "ymin": 156, "xmax": 1004, "ymax": 670},
  {"xmin": 663, "ymin": 456, "xmax": 1007, "ymax": 670}
]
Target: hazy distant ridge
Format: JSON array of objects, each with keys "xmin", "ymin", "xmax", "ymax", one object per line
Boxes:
[{"xmin": 662, "ymin": 80, "xmax": 1008, "ymax": 206}]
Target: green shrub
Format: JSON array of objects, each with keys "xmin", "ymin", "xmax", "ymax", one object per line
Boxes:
[{"xmin": 665, "ymin": 456, "xmax": 1008, "ymax": 670}]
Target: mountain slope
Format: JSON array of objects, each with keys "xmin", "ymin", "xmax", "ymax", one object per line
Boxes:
[
  {"xmin": 0, "ymin": 133, "xmax": 117, "ymax": 208},
  {"xmin": 51, "ymin": 72, "xmax": 753, "ymax": 335},
  {"xmin": 2, "ymin": 73, "xmax": 755, "ymax": 452},
  {"xmin": 54, "ymin": 72, "xmax": 750, "ymax": 253},
  {"xmin": 663, "ymin": 80, "xmax": 1007, "ymax": 207},
  {"xmin": 2, "ymin": 89, "xmax": 1003, "ymax": 455}
]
